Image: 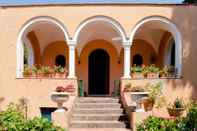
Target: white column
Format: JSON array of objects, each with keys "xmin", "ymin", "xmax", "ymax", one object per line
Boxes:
[
  {"xmin": 122, "ymin": 42, "xmax": 131, "ymax": 79},
  {"xmin": 16, "ymin": 39, "xmax": 24, "ymax": 78},
  {"xmin": 67, "ymin": 41, "xmax": 76, "ymax": 79}
]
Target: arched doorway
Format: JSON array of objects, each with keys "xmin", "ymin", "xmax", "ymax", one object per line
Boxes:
[{"xmin": 88, "ymin": 49, "xmax": 110, "ymax": 95}]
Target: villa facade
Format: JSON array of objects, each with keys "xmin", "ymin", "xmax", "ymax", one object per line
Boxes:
[{"xmin": 0, "ymin": 3, "xmax": 197, "ymax": 124}]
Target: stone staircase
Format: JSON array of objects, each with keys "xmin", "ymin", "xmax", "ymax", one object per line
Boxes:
[{"xmin": 70, "ymin": 97, "xmax": 130, "ymax": 129}]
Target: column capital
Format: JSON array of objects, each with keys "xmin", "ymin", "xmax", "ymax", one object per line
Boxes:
[
  {"xmin": 123, "ymin": 41, "xmax": 132, "ymax": 48},
  {"xmin": 68, "ymin": 40, "xmax": 77, "ymax": 47}
]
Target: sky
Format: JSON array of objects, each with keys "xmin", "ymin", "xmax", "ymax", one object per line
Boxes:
[{"xmin": 0, "ymin": 0, "xmax": 183, "ymax": 5}]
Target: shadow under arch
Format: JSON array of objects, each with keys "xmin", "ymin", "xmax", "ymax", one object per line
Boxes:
[
  {"xmin": 73, "ymin": 15, "xmax": 127, "ymax": 44},
  {"xmin": 16, "ymin": 16, "xmax": 70, "ymax": 78},
  {"xmin": 129, "ymin": 15, "xmax": 182, "ymax": 77}
]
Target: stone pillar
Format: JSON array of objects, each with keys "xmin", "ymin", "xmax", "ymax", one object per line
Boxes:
[
  {"xmin": 122, "ymin": 42, "xmax": 131, "ymax": 79},
  {"xmin": 16, "ymin": 39, "xmax": 24, "ymax": 78},
  {"xmin": 67, "ymin": 41, "xmax": 76, "ymax": 79},
  {"xmin": 52, "ymin": 109, "xmax": 69, "ymax": 129}
]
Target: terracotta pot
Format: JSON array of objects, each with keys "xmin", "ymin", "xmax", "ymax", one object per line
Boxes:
[
  {"xmin": 37, "ymin": 73, "xmax": 51, "ymax": 78},
  {"xmin": 167, "ymin": 107, "xmax": 185, "ymax": 117},
  {"xmin": 131, "ymin": 73, "xmax": 144, "ymax": 79},
  {"xmin": 141, "ymin": 97, "xmax": 155, "ymax": 111},
  {"xmin": 159, "ymin": 75, "xmax": 168, "ymax": 79},
  {"xmin": 147, "ymin": 73, "xmax": 159, "ymax": 79},
  {"xmin": 54, "ymin": 73, "xmax": 66, "ymax": 78},
  {"xmin": 23, "ymin": 72, "xmax": 33, "ymax": 78},
  {"xmin": 65, "ymin": 86, "xmax": 75, "ymax": 93}
]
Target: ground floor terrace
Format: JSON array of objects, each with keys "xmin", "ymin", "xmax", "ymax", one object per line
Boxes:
[
  {"xmin": 16, "ymin": 15, "xmax": 182, "ymax": 95},
  {"xmin": 0, "ymin": 6, "xmax": 197, "ymax": 129}
]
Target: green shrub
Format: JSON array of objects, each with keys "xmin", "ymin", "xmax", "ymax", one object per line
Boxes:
[
  {"xmin": 137, "ymin": 102, "xmax": 197, "ymax": 131},
  {"xmin": 0, "ymin": 103, "xmax": 65, "ymax": 131},
  {"xmin": 137, "ymin": 116, "xmax": 179, "ymax": 131},
  {"xmin": 0, "ymin": 103, "xmax": 26, "ymax": 131},
  {"xmin": 24, "ymin": 117, "xmax": 64, "ymax": 131},
  {"xmin": 178, "ymin": 102, "xmax": 197, "ymax": 131}
]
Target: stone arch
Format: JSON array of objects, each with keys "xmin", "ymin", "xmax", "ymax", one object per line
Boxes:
[
  {"xmin": 129, "ymin": 16, "xmax": 182, "ymax": 77},
  {"xmin": 16, "ymin": 16, "xmax": 70, "ymax": 78},
  {"xmin": 73, "ymin": 15, "xmax": 127, "ymax": 44}
]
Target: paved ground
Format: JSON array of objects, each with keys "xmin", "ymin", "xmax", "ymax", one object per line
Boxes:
[{"xmin": 69, "ymin": 128, "xmax": 131, "ymax": 131}]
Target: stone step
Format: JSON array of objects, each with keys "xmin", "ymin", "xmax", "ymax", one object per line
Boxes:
[
  {"xmin": 75, "ymin": 103, "xmax": 121, "ymax": 108},
  {"xmin": 72, "ymin": 114, "xmax": 128, "ymax": 121},
  {"xmin": 77, "ymin": 97, "xmax": 119, "ymax": 103},
  {"xmin": 73, "ymin": 108, "xmax": 124, "ymax": 114},
  {"xmin": 70, "ymin": 121, "xmax": 129, "ymax": 128}
]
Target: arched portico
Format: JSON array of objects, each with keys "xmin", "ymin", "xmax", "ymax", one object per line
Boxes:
[
  {"xmin": 74, "ymin": 16, "xmax": 127, "ymax": 95},
  {"xmin": 71, "ymin": 15, "xmax": 130, "ymax": 81},
  {"xmin": 16, "ymin": 16, "xmax": 70, "ymax": 78},
  {"xmin": 129, "ymin": 16, "xmax": 182, "ymax": 77}
]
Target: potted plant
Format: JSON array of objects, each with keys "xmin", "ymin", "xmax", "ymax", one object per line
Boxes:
[
  {"xmin": 54, "ymin": 66, "xmax": 67, "ymax": 78},
  {"xmin": 159, "ymin": 66, "xmax": 168, "ymax": 78},
  {"xmin": 167, "ymin": 65, "xmax": 176, "ymax": 77},
  {"xmin": 31, "ymin": 65, "xmax": 38, "ymax": 77},
  {"xmin": 40, "ymin": 66, "xmax": 52, "ymax": 78},
  {"xmin": 167, "ymin": 98, "xmax": 185, "ymax": 117},
  {"xmin": 141, "ymin": 81, "xmax": 164, "ymax": 111},
  {"xmin": 23, "ymin": 65, "xmax": 33, "ymax": 77},
  {"xmin": 64, "ymin": 85, "xmax": 75, "ymax": 93},
  {"xmin": 131, "ymin": 65, "xmax": 144, "ymax": 79},
  {"xmin": 51, "ymin": 86, "xmax": 69, "ymax": 111},
  {"xmin": 144, "ymin": 65, "xmax": 160, "ymax": 79}
]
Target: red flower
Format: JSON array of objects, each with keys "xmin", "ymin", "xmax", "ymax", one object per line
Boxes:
[{"xmin": 55, "ymin": 86, "xmax": 65, "ymax": 92}]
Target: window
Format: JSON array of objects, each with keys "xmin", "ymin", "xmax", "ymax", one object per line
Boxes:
[
  {"xmin": 40, "ymin": 107, "xmax": 56, "ymax": 121},
  {"xmin": 133, "ymin": 54, "xmax": 143, "ymax": 66},
  {"xmin": 55, "ymin": 55, "xmax": 66, "ymax": 67}
]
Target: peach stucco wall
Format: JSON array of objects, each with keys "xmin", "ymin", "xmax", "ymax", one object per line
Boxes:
[
  {"xmin": 0, "ymin": 4, "xmax": 197, "ymax": 117},
  {"xmin": 131, "ymin": 39, "xmax": 157, "ymax": 66},
  {"xmin": 42, "ymin": 41, "xmax": 69, "ymax": 67}
]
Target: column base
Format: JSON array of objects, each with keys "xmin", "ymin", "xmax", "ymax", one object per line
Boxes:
[
  {"xmin": 121, "ymin": 75, "xmax": 131, "ymax": 79},
  {"xmin": 52, "ymin": 109, "xmax": 69, "ymax": 129},
  {"xmin": 67, "ymin": 75, "xmax": 77, "ymax": 79}
]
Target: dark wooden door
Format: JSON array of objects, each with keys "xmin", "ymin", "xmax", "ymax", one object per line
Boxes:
[{"xmin": 88, "ymin": 49, "xmax": 109, "ymax": 95}]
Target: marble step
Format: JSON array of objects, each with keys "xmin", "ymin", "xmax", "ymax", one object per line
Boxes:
[
  {"xmin": 75, "ymin": 103, "xmax": 121, "ymax": 108},
  {"xmin": 73, "ymin": 108, "xmax": 124, "ymax": 114},
  {"xmin": 72, "ymin": 114, "xmax": 128, "ymax": 121},
  {"xmin": 71, "ymin": 121, "xmax": 129, "ymax": 128}
]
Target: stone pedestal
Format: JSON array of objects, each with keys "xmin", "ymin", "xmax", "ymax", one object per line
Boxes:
[
  {"xmin": 51, "ymin": 92, "xmax": 70, "ymax": 129},
  {"xmin": 52, "ymin": 109, "xmax": 69, "ymax": 129}
]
